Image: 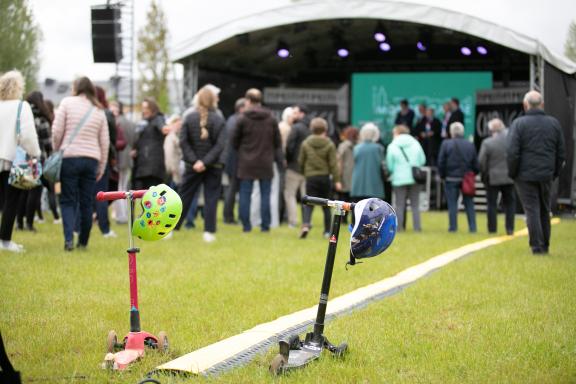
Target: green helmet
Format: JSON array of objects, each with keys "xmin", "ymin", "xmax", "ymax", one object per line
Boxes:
[{"xmin": 132, "ymin": 184, "xmax": 182, "ymax": 241}]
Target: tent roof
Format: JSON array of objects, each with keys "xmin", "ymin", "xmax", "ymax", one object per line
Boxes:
[{"xmin": 171, "ymin": 0, "xmax": 576, "ymax": 74}]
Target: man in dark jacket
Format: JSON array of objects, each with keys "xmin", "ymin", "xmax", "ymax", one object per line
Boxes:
[
  {"xmin": 447, "ymin": 97, "xmax": 464, "ymax": 129},
  {"xmin": 394, "ymin": 99, "xmax": 415, "ymax": 132},
  {"xmin": 479, "ymin": 118, "xmax": 515, "ymax": 235},
  {"xmin": 232, "ymin": 88, "xmax": 281, "ymax": 232},
  {"xmin": 416, "ymin": 107, "xmax": 442, "ymax": 165},
  {"xmin": 438, "ymin": 122, "xmax": 479, "ymax": 233},
  {"xmin": 284, "ymin": 104, "xmax": 310, "ymax": 228},
  {"xmin": 507, "ymin": 91, "xmax": 565, "ymax": 255}
]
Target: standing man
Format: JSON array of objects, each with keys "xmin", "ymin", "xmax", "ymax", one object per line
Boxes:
[
  {"xmin": 222, "ymin": 97, "xmax": 246, "ymax": 224},
  {"xmin": 479, "ymin": 118, "xmax": 515, "ymax": 235},
  {"xmin": 395, "ymin": 99, "xmax": 415, "ymax": 133},
  {"xmin": 507, "ymin": 91, "xmax": 565, "ymax": 255},
  {"xmin": 284, "ymin": 104, "xmax": 310, "ymax": 228},
  {"xmin": 232, "ymin": 88, "xmax": 281, "ymax": 232},
  {"xmin": 447, "ymin": 97, "xmax": 464, "ymax": 129}
]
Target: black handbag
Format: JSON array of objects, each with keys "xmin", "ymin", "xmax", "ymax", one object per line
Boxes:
[{"xmin": 399, "ymin": 147, "xmax": 426, "ymax": 184}]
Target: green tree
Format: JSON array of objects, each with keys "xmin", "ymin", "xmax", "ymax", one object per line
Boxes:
[
  {"xmin": 137, "ymin": 0, "xmax": 170, "ymax": 112},
  {"xmin": 0, "ymin": 0, "xmax": 41, "ymax": 91},
  {"xmin": 565, "ymin": 20, "xmax": 576, "ymax": 63}
]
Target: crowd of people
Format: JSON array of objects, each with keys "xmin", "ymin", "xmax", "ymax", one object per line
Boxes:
[{"xmin": 0, "ymin": 69, "xmax": 566, "ymax": 255}]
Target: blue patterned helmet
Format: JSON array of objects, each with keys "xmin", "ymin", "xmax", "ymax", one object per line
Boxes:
[{"xmin": 350, "ymin": 198, "xmax": 397, "ymax": 259}]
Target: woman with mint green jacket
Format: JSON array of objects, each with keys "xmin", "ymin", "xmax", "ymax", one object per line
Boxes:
[{"xmin": 386, "ymin": 125, "xmax": 425, "ymax": 231}]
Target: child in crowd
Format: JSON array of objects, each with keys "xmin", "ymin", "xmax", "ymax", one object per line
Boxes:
[{"xmin": 298, "ymin": 117, "xmax": 341, "ymax": 238}]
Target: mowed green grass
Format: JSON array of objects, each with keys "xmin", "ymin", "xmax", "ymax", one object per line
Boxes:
[{"xmin": 0, "ymin": 209, "xmax": 574, "ymax": 383}]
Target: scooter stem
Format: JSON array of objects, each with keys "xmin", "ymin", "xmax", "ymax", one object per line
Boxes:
[
  {"xmin": 127, "ymin": 194, "xmax": 141, "ymax": 332},
  {"xmin": 312, "ymin": 208, "xmax": 344, "ymax": 342}
]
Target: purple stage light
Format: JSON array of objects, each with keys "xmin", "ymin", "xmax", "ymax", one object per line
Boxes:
[
  {"xmin": 476, "ymin": 46, "xmax": 488, "ymax": 55},
  {"xmin": 379, "ymin": 42, "xmax": 391, "ymax": 52},
  {"xmin": 416, "ymin": 41, "xmax": 427, "ymax": 51},
  {"xmin": 277, "ymin": 48, "xmax": 290, "ymax": 58},
  {"xmin": 337, "ymin": 48, "xmax": 349, "ymax": 58},
  {"xmin": 460, "ymin": 46, "xmax": 472, "ymax": 56},
  {"xmin": 374, "ymin": 32, "xmax": 386, "ymax": 42}
]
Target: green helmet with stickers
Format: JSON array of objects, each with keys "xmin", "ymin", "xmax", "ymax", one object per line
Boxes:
[{"xmin": 132, "ymin": 184, "xmax": 182, "ymax": 241}]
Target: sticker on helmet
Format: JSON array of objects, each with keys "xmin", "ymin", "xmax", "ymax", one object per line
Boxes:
[
  {"xmin": 153, "ymin": 211, "xmax": 159, "ymax": 217},
  {"xmin": 157, "ymin": 196, "xmax": 166, "ymax": 206},
  {"xmin": 160, "ymin": 206, "xmax": 166, "ymax": 212},
  {"xmin": 152, "ymin": 192, "xmax": 157, "ymax": 197},
  {"xmin": 156, "ymin": 220, "xmax": 160, "ymax": 225},
  {"xmin": 147, "ymin": 220, "xmax": 154, "ymax": 227},
  {"xmin": 144, "ymin": 200, "xmax": 152, "ymax": 209},
  {"xmin": 140, "ymin": 220, "xmax": 145, "ymax": 227},
  {"xmin": 146, "ymin": 212, "xmax": 151, "ymax": 218}
]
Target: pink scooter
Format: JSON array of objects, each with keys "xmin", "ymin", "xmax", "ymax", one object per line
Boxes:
[{"xmin": 97, "ymin": 190, "xmax": 168, "ymax": 370}]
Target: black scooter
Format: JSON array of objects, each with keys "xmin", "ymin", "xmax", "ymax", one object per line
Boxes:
[{"xmin": 269, "ymin": 195, "xmax": 359, "ymax": 375}]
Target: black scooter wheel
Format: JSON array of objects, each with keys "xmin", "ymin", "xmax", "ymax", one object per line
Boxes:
[
  {"xmin": 334, "ymin": 342, "xmax": 348, "ymax": 357},
  {"xmin": 107, "ymin": 330, "xmax": 118, "ymax": 353},
  {"xmin": 156, "ymin": 331, "xmax": 169, "ymax": 353},
  {"xmin": 269, "ymin": 353, "xmax": 287, "ymax": 375}
]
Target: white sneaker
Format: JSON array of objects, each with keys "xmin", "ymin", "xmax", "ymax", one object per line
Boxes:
[
  {"xmin": 103, "ymin": 230, "xmax": 117, "ymax": 238},
  {"xmin": 0, "ymin": 241, "xmax": 25, "ymax": 253},
  {"xmin": 162, "ymin": 232, "xmax": 174, "ymax": 240},
  {"xmin": 53, "ymin": 218, "xmax": 62, "ymax": 224},
  {"xmin": 203, "ymin": 232, "xmax": 216, "ymax": 243}
]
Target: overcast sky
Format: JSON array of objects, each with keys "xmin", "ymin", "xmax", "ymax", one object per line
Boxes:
[{"xmin": 29, "ymin": 0, "xmax": 576, "ymax": 82}]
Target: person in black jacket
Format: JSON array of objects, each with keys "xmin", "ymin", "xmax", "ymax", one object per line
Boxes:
[
  {"xmin": 416, "ymin": 107, "xmax": 442, "ymax": 165},
  {"xmin": 438, "ymin": 122, "xmax": 479, "ymax": 233},
  {"xmin": 132, "ymin": 98, "xmax": 166, "ymax": 190},
  {"xmin": 394, "ymin": 99, "xmax": 415, "ymax": 133},
  {"xmin": 507, "ymin": 91, "xmax": 565, "ymax": 255},
  {"xmin": 175, "ymin": 87, "xmax": 226, "ymax": 242},
  {"xmin": 222, "ymin": 97, "xmax": 246, "ymax": 224},
  {"xmin": 447, "ymin": 97, "xmax": 464, "ymax": 131}
]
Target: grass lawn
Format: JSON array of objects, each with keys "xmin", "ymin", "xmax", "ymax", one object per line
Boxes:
[{"xmin": 1, "ymin": 209, "xmax": 574, "ymax": 383}]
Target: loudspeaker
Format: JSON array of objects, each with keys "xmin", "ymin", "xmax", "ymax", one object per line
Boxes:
[{"xmin": 91, "ymin": 6, "xmax": 123, "ymax": 63}]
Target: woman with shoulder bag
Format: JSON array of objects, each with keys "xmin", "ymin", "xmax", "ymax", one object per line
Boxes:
[
  {"xmin": 386, "ymin": 124, "xmax": 426, "ymax": 232},
  {"xmin": 437, "ymin": 122, "xmax": 479, "ymax": 233},
  {"xmin": 52, "ymin": 77, "xmax": 109, "ymax": 251},
  {"xmin": 0, "ymin": 71, "xmax": 41, "ymax": 252}
]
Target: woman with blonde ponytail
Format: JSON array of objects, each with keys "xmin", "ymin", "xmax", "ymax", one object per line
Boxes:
[{"xmin": 176, "ymin": 86, "xmax": 226, "ymax": 242}]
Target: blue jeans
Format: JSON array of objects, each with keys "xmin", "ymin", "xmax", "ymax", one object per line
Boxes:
[
  {"xmin": 444, "ymin": 180, "xmax": 476, "ymax": 232},
  {"xmin": 60, "ymin": 157, "xmax": 98, "ymax": 245},
  {"xmin": 93, "ymin": 165, "xmax": 111, "ymax": 234},
  {"xmin": 239, "ymin": 179, "xmax": 271, "ymax": 232}
]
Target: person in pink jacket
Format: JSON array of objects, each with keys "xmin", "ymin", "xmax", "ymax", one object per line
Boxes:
[{"xmin": 52, "ymin": 77, "xmax": 109, "ymax": 251}]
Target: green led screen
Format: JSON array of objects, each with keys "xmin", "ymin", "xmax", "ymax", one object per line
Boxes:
[{"xmin": 351, "ymin": 72, "xmax": 493, "ymax": 144}]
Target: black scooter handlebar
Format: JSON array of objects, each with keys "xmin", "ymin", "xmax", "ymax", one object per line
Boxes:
[
  {"xmin": 302, "ymin": 195, "xmax": 355, "ymax": 212},
  {"xmin": 302, "ymin": 196, "xmax": 330, "ymax": 207}
]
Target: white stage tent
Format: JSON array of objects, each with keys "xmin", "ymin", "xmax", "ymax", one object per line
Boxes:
[{"xmin": 170, "ymin": 0, "xmax": 576, "ymax": 74}]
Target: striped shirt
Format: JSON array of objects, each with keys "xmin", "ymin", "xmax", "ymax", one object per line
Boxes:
[{"xmin": 52, "ymin": 95, "xmax": 110, "ymax": 176}]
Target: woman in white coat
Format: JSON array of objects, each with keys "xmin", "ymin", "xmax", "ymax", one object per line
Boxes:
[{"xmin": 0, "ymin": 70, "xmax": 41, "ymax": 252}]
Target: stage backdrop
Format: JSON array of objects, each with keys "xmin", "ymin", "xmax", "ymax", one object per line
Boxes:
[{"xmin": 351, "ymin": 72, "xmax": 493, "ymax": 145}]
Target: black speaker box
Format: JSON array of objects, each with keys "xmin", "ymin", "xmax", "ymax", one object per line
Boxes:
[{"xmin": 91, "ymin": 6, "xmax": 123, "ymax": 63}]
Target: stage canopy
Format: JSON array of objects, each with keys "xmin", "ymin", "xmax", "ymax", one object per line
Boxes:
[{"xmin": 171, "ymin": 0, "xmax": 576, "ymax": 75}]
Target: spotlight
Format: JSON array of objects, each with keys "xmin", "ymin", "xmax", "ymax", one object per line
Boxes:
[
  {"xmin": 373, "ymin": 21, "xmax": 387, "ymax": 42},
  {"xmin": 476, "ymin": 45, "xmax": 488, "ymax": 55},
  {"xmin": 416, "ymin": 30, "xmax": 431, "ymax": 52},
  {"xmin": 276, "ymin": 41, "xmax": 290, "ymax": 58},
  {"xmin": 379, "ymin": 42, "xmax": 391, "ymax": 52},
  {"xmin": 416, "ymin": 41, "xmax": 427, "ymax": 52},
  {"xmin": 460, "ymin": 46, "xmax": 472, "ymax": 56},
  {"xmin": 337, "ymin": 48, "xmax": 349, "ymax": 58}
]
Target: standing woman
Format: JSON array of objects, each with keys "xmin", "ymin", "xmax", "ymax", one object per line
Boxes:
[
  {"xmin": 337, "ymin": 126, "xmax": 358, "ymax": 203},
  {"xmin": 351, "ymin": 123, "xmax": 385, "ymax": 201},
  {"xmin": 17, "ymin": 91, "xmax": 59, "ymax": 231},
  {"xmin": 0, "ymin": 70, "xmax": 41, "ymax": 252},
  {"xmin": 175, "ymin": 87, "xmax": 226, "ymax": 242},
  {"xmin": 386, "ymin": 124, "xmax": 426, "ymax": 231},
  {"xmin": 132, "ymin": 98, "xmax": 166, "ymax": 190},
  {"xmin": 52, "ymin": 76, "xmax": 109, "ymax": 251}
]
